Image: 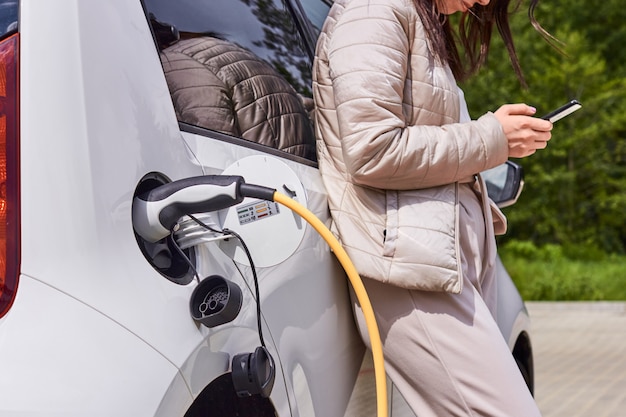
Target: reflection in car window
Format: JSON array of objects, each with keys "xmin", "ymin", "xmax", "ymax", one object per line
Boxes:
[
  {"xmin": 144, "ymin": 0, "xmax": 317, "ymax": 161},
  {"xmin": 0, "ymin": 0, "xmax": 18, "ymax": 39},
  {"xmin": 298, "ymin": 0, "xmax": 332, "ymax": 35}
]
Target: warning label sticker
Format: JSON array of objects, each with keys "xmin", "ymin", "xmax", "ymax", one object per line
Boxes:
[{"xmin": 236, "ymin": 200, "xmax": 280, "ymax": 225}]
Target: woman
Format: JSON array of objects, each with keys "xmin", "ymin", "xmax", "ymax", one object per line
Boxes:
[{"xmin": 312, "ymin": 0, "xmax": 551, "ymax": 415}]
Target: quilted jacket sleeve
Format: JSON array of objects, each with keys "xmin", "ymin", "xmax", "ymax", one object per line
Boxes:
[{"xmin": 326, "ymin": 0, "xmax": 508, "ymax": 190}]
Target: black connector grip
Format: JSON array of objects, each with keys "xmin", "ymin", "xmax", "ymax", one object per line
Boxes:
[{"xmin": 239, "ymin": 183, "xmax": 276, "ymax": 202}]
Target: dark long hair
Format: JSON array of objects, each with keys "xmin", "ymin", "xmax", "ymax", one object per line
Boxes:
[{"xmin": 415, "ymin": 0, "xmax": 552, "ymax": 87}]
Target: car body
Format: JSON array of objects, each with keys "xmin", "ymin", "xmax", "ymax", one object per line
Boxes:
[{"xmin": 0, "ymin": 0, "xmax": 532, "ymax": 416}]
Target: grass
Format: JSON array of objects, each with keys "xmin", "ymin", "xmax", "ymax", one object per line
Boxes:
[{"xmin": 499, "ymin": 241, "xmax": 626, "ymax": 301}]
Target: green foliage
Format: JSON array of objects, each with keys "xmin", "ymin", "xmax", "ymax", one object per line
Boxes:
[
  {"xmin": 460, "ymin": 0, "xmax": 626, "ymax": 254},
  {"xmin": 500, "ymin": 252, "xmax": 626, "ymax": 301},
  {"xmin": 500, "ymin": 241, "xmax": 626, "ymax": 300},
  {"xmin": 500, "ymin": 239, "xmax": 562, "ymax": 261}
]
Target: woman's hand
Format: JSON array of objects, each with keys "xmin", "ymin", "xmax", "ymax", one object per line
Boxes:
[{"xmin": 494, "ymin": 104, "xmax": 553, "ymax": 158}]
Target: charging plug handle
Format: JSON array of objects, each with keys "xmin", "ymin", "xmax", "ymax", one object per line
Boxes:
[{"xmin": 132, "ymin": 175, "xmax": 276, "ymax": 243}]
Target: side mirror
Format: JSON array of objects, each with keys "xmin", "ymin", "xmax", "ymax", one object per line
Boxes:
[{"xmin": 481, "ymin": 160, "xmax": 524, "ymax": 208}]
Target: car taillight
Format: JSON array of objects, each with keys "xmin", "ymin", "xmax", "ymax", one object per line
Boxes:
[{"xmin": 0, "ymin": 33, "xmax": 19, "ymax": 319}]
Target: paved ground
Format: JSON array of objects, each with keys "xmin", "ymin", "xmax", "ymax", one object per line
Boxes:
[
  {"xmin": 344, "ymin": 301, "xmax": 626, "ymax": 417},
  {"xmin": 527, "ymin": 302, "xmax": 626, "ymax": 417}
]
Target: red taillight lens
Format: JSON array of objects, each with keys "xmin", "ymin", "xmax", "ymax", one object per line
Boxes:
[{"xmin": 0, "ymin": 33, "xmax": 19, "ymax": 319}]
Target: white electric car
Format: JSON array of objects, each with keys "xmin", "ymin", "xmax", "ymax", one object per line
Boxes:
[{"xmin": 0, "ymin": 0, "xmax": 533, "ymax": 416}]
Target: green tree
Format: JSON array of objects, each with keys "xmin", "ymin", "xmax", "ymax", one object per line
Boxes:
[{"xmin": 461, "ymin": 0, "xmax": 626, "ymax": 254}]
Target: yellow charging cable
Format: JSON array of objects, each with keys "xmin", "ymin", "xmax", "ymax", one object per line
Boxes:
[{"xmin": 273, "ymin": 191, "xmax": 388, "ymax": 417}]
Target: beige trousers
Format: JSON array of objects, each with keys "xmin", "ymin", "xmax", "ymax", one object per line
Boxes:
[{"xmin": 352, "ymin": 182, "xmax": 541, "ymax": 417}]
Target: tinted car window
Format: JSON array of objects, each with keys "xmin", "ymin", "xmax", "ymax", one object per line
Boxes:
[
  {"xmin": 298, "ymin": 0, "xmax": 332, "ymax": 35},
  {"xmin": 144, "ymin": 0, "xmax": 316, "ymax": 161},
  {"xmin": 0, "ymin": 0, "xmax": 18, "ymax": 38}
]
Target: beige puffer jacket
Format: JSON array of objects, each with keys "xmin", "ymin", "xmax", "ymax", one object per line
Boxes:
[{"xmin": 313, "ymin": 0, "xmax": 509, "ymax": 293}]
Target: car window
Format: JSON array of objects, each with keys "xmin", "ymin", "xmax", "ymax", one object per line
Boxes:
[
  {"xmin": 144, "ymin": 0, "xmax": 317, "ymax": 162},
  {"xmin": 298, "ymin": 0, "xmax": 332, "ymax": 35},
  {"xmin": 0, "ymin": 0, "xmax": 18, "ymax": 39}
]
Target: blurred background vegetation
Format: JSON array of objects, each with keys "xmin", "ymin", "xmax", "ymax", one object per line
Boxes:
[{"xmin": 459, "ymin": 0, "xmax": 626, "ymax": 300}]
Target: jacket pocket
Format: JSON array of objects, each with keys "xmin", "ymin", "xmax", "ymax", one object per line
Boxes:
[{"xmin": 382, "ymin": 190, "xmax": 399, "ymax": 257}]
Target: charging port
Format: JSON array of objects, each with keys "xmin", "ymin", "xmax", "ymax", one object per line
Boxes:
[{"xmin": 133, "ymin": 172, "xmax": 197, "ymax": 285}]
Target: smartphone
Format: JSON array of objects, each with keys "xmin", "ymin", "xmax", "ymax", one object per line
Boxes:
[{"xmin": 541, "ymin": 99, "xmax": 582, "ymax": 123}]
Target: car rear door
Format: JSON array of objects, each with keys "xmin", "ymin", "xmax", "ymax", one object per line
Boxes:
[{"xmin": 141, "ymin": 1, "xmax": 365, "ymax": 416}]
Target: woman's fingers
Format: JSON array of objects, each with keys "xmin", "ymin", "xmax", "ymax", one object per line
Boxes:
[
  {"xmin": 496, "ymin": 103, "xmax": 538, "ymax": 117},
  {"xmin": 494, "ymin": 104, "xmax": 553, "ymax": 158},
  {"xmin": 507, "ymin": 128, "xmax": 552, "ymax": 158}
]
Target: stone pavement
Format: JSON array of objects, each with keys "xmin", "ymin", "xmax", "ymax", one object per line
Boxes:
[{"xmin": 526, "ymin": 302, "xmax": 626, "ymax": 417}]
